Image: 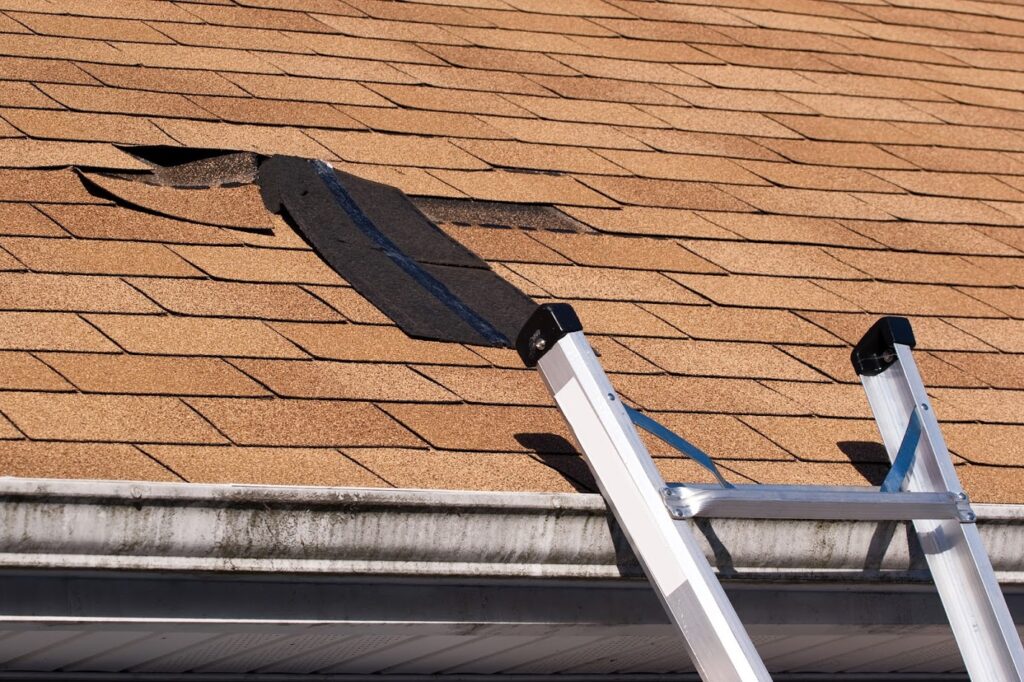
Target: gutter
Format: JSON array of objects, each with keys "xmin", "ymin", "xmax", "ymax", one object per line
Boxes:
[{"xmin": 2, "ymin": 478, "xmax": 1024, "ymax": 584}]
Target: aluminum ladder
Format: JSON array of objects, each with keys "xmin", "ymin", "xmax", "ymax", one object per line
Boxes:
[{"xmin": 516, "ymin": 303, "xmax": 1024, "ymax": 681}]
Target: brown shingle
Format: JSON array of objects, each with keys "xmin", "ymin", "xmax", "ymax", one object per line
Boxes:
[
  {"xmin": 841, "ymin": 221, "xmax": 1019, "ymax": 256},
  {"xmin": 0, "ymin": 312, "xmax": 116, "ymax": 352},
  {"xmin": 955, "ymin": 287, "xmax": 1024, "ymax": 318},
  {"xmin": 144, "ymin": 444, "xmax": 388, "ymax": 487},
  {"xmin": 641, "ymin": 412, "xmax": 790, "ymax": 460},
  {"xmin": 815, "ymin": 280, "xmax": 1003, "ymax": 317},
  {"xmin": 625, "ymin": 128, "xmax": 783, "ymax": 160},
  {"xmin": 0, "ymin": 351, "xmax": 72, "ymax": 391},
  {"xmin": 440, "ymin": 226, "xmax": 567, "ymax": 263},
  {"xmin": 741, "ymin": 416, "xmax": 886, "ymax": 463},
  {"xmin": 303, "ymin": 286, "xmax": 390, "ymax": 325},
  {"xmin": 0, "ymin": 272, "xmax": 159, "ymax": 313},
  {"xmin": 0, "ymin": 392, "xmax": 225, "ymax": 443},
  {"xmin": 506, "ymin": 263, "xmax": 703, "ymax": 303},
  {"xmin": 642, "ymin": 106, "xmax": 800, "ymax": 138},
  {"xmin": 597, "ymin": 150, "xmax": 766, "ymax": 184},
  {"xmin": 644, "ymin": 304, "xmax": 841, "ymax": 344},
  {"xmin": 370, "ymin": 83, "xmax": 528, "ymax": 117},
  {"xmin": 728, "ymin": 460, "xmax": 884, "ymax": 487},
  {"xmin": 0, "ymin": 56, "xmax": 96, "ymax": 85},
  {"xmin": 308, "ymin": 130, "xmax": 487, "ymax": 169},
  {"xmin": 532, "ymin": 232, "xmax": 722, "ymax": 272},
  {"xmin": 0, "ymin": 139, "xmax": 152, "ymax": 170},
  {"xmin": 800, "ymin": 312, "xmax": 995, "ymax": 352},
  {"xmin": 39, "ymin": 353, "xmax": 268, "ymax": 397},
  {"xmin": 191, "ymin": 96, "xmax": 362, "ymax": 130},
  {"xmin": 1, "ymin": 237, "xmax": 201, "ymax": 277},
  {"xmin": 0, "ymin": 80, "xmax": 60, "ymax": 109},
  {"xmin": 670, "ymin": 273, "xmax": 858, "ymax": 311},
  {"xmin": 528, "ymin": 73, "xmax": 680, "ymax": 105},
  {"xmin": 0, "ymin": 441, "xmax": 180, "ymax": 481},
  {"xmin": 0, "ymin": 203, "xmax": 63, "ymax": 237},
  {"xmin": 623, "ymin": 337, "xmax": 823, "ymax": 381},
  {"xmin": 413, "ymin": 365, "xmax": 552, "ymax": 406},
  {"xmin": 614, "ymin": 375, "xmax": 805, "ymax": 414},
  {"xmin": 109, "ymin": 42, "xmax": 280, "ymax": 74},
  {"xmin": 230, "ymin": 359, "xmax": 457, "ymax": 402},
  {"xmin": 425, "ymin": 44, "xmax": 577, "ymax": 76},
  {"xmin": 77, "ymin": 63, "xmax": 245, "ymax": 96},
  {"xmin": 37, "ymin": 204, "xmax": 232, "ymax": 245},
  {"xmin": 721, "ymin": 186, "xmax": 892, "ymax": 220},
  {"xmin": 761, "ymin": 380, "xmax": 873, "ymax": 418},
  {"xmin": 2, "ymin": 108, "xmax": 174, "ymax": 145},
  {"xmin": 6, "ymin": 12, "xmax": 171, "ymax": 43},
  {"xmin": 737, "ymin": 160, "xmax": 901, "ymax": 193},
  {"xmin": 782, "ymin": 344, "xmax": 983, "ymax": 388},
  {"xmin": 943, "ymin": 423, "xmax": 1024, "ymax": 466},
  {"xmin": 578, "ymin": 177, "xmax": 753, "ymax": 211},
  {"xmin": 394, "ymin": 63, "xmax": 550, "ymax": 96},
  {"xmin": 429, "ymin": 169, "xmax": 616, "ymax": 207},
  {"xmin": 853, "ymin": 193, "xmax": 1018, "ymax": 225},
  {"xmin": 226, "ymin": 73, "xmax": 388, "ymax": 106},
  {"xmin": 561, "ymin": 206, "xmax": 733, "ymax": 239},
  {"xmin": 37, "ymin": 83, "xmax": 210, "ymax": 119},
  {"xmin": 127, "ymin": 279, "xmax": 341, "ymax": 321},
  {"xmin": 683, "ymin": 240, "xmax": 865, "ymax": 279},
  {"xmin": 0, "ymin": 169, "xmax": 102, "ymax": 203},
  {"xmin": 825, "ymin": 249, "xmax": 1003, "ymax": 287},
  {"xmin": 936, "ymin": 352, "xmax": 1024, "ymax": 390},
  {"xmin": 81, "ymin": 174, "xmax": 274, "ymax": 231},
  {"xmin": 479, "ymin": 115, "xmax": 647, "ymax": 149},
  {"xmin": 189, "ymin": 398, "xmax": 422, "ymax": 447},
  {"xmin": 946, "ymin": 318, "xmax": 1024, "ymax": 353},
  {"xmin": 153, "ymin": 23, "xmax": 313, "ymax": 53},
  {"xmin": 508, "ymin": 94, "xmax": 668, "ymax": 128},
  {"xmin": 557, "ymin": 299, "xmax": 682, "ymax": 337},
  {"xmin": 152, "ymin": 119, "xmax": 333, "ymax": 158},
  {"xmin": 271, "ymin": 322, "xmax": 486, "ymax": 365},
  {"xmin": 758, "ymin": 139, "xmax": 913, "ymax": 169},
  {"xmin": 959, "ymin": 465, "xmax": 1024, "ymax": 504},
  {"xmin": 170, "ymin": 245, "xmax": 340, "ymax": 285},
  {"xmin": 454, "ymin": 139, "xmax": 624, "ymax": 175},
  {"xmin": 86, "ymin": 314, "xmax": 307, "ymax": 358},
  {"xmin": 382, "ymin": 403, "xmax": 575, "ymax": 452},
  {"xmin": 930, "ymin": 388, "xmax": 1024, "ymax": 424}
]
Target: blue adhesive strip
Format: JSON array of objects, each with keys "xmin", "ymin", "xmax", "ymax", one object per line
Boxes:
[
  {"xmin": 625, "ymin": 405, "xmax": 734, "ymax": 489},
  {"xmin": 880, "ymin": 408, "xmax": 921, "ymax": 493},
  {"xmin": 311, "ymin": 160, "xmax": 509, "ymax": 346}
]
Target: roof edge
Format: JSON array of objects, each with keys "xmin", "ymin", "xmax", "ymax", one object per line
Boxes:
[{"xmin": 2, "ymin": 478, "xmax": 1024, "ymax": 583}]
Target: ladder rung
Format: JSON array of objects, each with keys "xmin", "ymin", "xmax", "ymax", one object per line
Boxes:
[{"xmin": 663, "ymin": 484, "xmax": 970, "ymax": 522}]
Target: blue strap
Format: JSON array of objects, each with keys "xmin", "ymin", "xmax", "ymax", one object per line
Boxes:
[
  {"xmin": 880, "ymin": 408, "xmax": 921, "ymax": 493},
  {"xmin": 625, "ymin": 406, "xmax": 734, "ymax": 489}
]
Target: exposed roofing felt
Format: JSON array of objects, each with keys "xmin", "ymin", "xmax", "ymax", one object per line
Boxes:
[{"xmin": 0, "ymin": 0, "xmax": 1022, "ymax": 502}]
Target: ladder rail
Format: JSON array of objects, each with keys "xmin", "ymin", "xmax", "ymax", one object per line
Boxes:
[
  {"xmin": 857, "ymin": 325, "xmax": 1024, "ymax": 681},
  {"xmin": 520, "ymin": 305, "xmax": 770, "ymax": 682}
]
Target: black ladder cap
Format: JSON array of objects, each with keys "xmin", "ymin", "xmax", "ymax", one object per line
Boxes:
[
  {"xmin": 851, "ymin": 316, "xmax": 916, "ymax": 377},
  {"xmin": 516, "ymin": 303, "xmax": 583, "ymax": 367}
]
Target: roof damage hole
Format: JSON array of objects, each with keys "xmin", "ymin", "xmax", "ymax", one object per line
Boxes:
[
  {"xmin": 73, "ymin": 146, "xmax": 538, "ymax": 347},
  {"xmin": 260, "ymin": 156, "xmax": 536, "ymax": 347}
]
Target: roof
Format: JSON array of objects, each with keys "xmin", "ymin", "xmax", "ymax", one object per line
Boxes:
[{"xmin": 0, "ymin": 0, "xmax": 1022, "ymax": 502}]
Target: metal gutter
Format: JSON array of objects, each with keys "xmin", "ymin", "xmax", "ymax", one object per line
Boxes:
[{"xmin": 2, "ymin": 477, "xmax": 1023, "ymax": 583}]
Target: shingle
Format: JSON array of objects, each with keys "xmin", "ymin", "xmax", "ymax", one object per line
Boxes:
[
  {"xmin": 644, "ymin": 106, "xmax": 801, "ymax": 138},
  {"xmin": 943, "ymin": 423, "xmax": 1024, "ymax": 466},
  {"xmin": 126, "ymin": 279, "xmax": 341, "ymax": 321},
  {"xmin": 86, "ymin": 314, "xmax": 307, "ymax": 358},
  {"xmin": 955, "ymin": 287, "xmax": 1024, "ymax": 318},
  {"xmin": 143, "ymin": 445, "xmax": 388, "ymax": 487},
  {"xmin": 0, "ymin": 203, "xmax": 62, "ymax": 237},
  {"xmin": 770, "ymin": 114, "xmax": 923, "ymax": 145},
  {"xmin": 0, "ymin": 56, "xmax": 96, "ymax": 85},
  {"xmin": 801, "ymin": 312, "xmax": 995, "ymax": 352},
  {"xmin": 946, "ymin": 318, "xmax": 1024, "ymax": 353},
  {"xmin": 0, "ymin": 80, "xmax": 61, "ymax": 109},
  {"xmin": 549, "ymin": 299, "xmax": 682, "ymax": 337},
  {"xmin": 741, "ymin": 416, "xmax": 887, "ymax": 463},
  {"xmin": 455, "ymin": 140, "xmax": 621, "ymax": 175},
  {"xmin": 580, "ymin": 177, "xmax": 753, "ymax": 211},
  {"xmin": 623, "ymin": 337, "xmax": 823, "ymax": 381},
  {"xmin": 728, "ymin": 460, "xmax": 885, "ymax": 487},
  {"xmin": 640, "ymin": 412, "xmax": 790, "ymax": 460},
  {"xmin": 840, "ymin": 221, "xmax": 1019, "ymax": 256},
  {"xmin": 154, "ymin": 23, "xmax": 314, "ymax": 53},
  {"xmin": 959, "ymin": 465, "xmax": 1024, "ymax": 503},
  {"xmin": 783, "ymin": 344, "xmax": 983, "ymax": 388},
  {"xmin": 929, "ymin": 388, "xmax": 1024, "ymax": 424},
  {"xmin": 678, "ymin": 64, "xmax": 825, "ymax": 93},
  {"xmin": 883, "ymin": 146, "xmax": 1024, "ymax": 174},
  {"xmin": 684, "ymin": 240, "xmax": 864, "ymax": 279},
  {"xmin": 78, "ymin": 63, "xmax": 246, "ymax": 96},
  {"xmin": 816, "ymin": 280, "xmax": 1005, "ymax": 317},
  {"xmin": 0, "ymin": 33, "xmax": 134, "ymax": 64},
  {"xmin": 625, "ymin": 128, "xmax": 783, "ymax": 161},
  {"xmin": 758, "ymin": 139, "xmax": 913, "ymax": 169},
  {"xmin": 369, "ymin": 83, "xmax": 531, "ymax": 117},
  {"xmin": 7, "ymin": 12, "xmax": 171, "ymax": 43},
  {"xmin": 698, "ymin": 213, "xmax": 878, "ymax": 248},
  {"xmin": 670, "ymin": 273, "xmax": 859, "ymax": 311},
  {"xmin": 271, "ymin": 322, "xmax": 487, "ymax": 365},
  {"xmin": 760, "ymin": 380, "xmax": 873, "ymax": 418},
  {"xmin": 694, "ymin": 44, "xmax": 839, "ymax": 72},
  {"xmin": 562, "ymin": 206, "xmax": 733, "ymax": 238},
  {"xmin": 936, "ymin": 352, "xmax": 1024, "ymax": 390},
  {"xmin": 188, "ymin": 398, "xmax": 422, "ymax": 447},
  {"xmin": 1, "ymin": 237, "xmax": 201, "ymax": 277},
  {"xmin": 0, "ymin": 311, "xmax": 118, "ymax": 352},
  {"xmin": 348, "ymin": 448, "xmax": 579, "ymax": 492},
  {"xmin": 230, "ymin": 359, "xmax": 457, "ymax": 401},
  {"xmin": 191, "ymin": 96, "xmax": 363, "ymax": 130},
  {"xmin": 480, "ymin": 115, "xmax": 647, "ymax": 150},
  {"xmin": 532, "ymin": 232, "xmax": 722, "ymax": 272},
  {"xmin": 528, "ymin": 73, "xmax": 681, "ymax": 105},
  {"xmin": 226, "ymin": 73, "xmax": 388, "ymax": 106},
  {"xmin": 0, "ymin": 169, "xmax": 103, "ymax": 203},
  {"xmin": 37, "ymin": 204, "xmax": 233, "ymax": 245},
  {"xmin": 381, "ymin": 403, "xmax": 576, "ymax": 452},
  {"xmin": 312, "ymin": 13, "xmax": 470, "ymax": 43},
  {"xmin": 506, "ymin": 263, "xmax": 703, "ymax": 303},
  {"xmin": 614, "ymin": 374, "xmax": 805, "ymax": 414},
  {"xmin": 0, "ymin": 272, "xmax": 159, "ymax": 313},
  {"xmin": 503, "ymin": 94, "xmax": 666, "ymax": 127},
  {"xmin": 303, "ymin": 286, "xmax": 390, "ymax": 324},
  {"xmin": 0, "ymin": 392, "xmax": 226, "ymax": 443},
  {"xmin": 153, "ymin": 120, "xmax": 334, "ymax": 158},
  {"xmin": 662, "ymin": 84, "xmax": 812, "ymax": 114},
  {"xmin": 0, "ymin": 351, "xmax": 73, "ymax": 391},
  {"xmin": 429, "ymin": 169, "xmax": 616, "ymax": 206},
  {"xmin": 591, "ymin": 336, "xmax": 661, "ymax": 374},
  {"xmin": 597, "ymin": 150, "xmax": 766, "ymax": 184},
  {"xmin": 737, "ymin": 160, "xmax": 900, "ymax": 193},
  {"xmin": 185, "ymin": 4, "xmax": 336, "ymax": 31},
  {"xmin": 426, "ymin": 44, "xmax": 577, "ymax": 76},
  {"xmin": 2, "ymin": 108, "xmax": 175, "ymax": 146},
  {"xmin": 81, "ymin": 174, "xmax": 275, "ymax": 231},
  {"xmin": 644, "ymin": 304, "xmax": 841, "ymax": 344},
  {"xmin": 0, "ymin": 139, "xmax": 152, "ymax": 170},
  {"xmin": 0, "ymin": 441, "xmax": 180, "ymax": 481},
  {"xmin": 395, "ymin": 63, "xmax": 551, "ymax": 96},
  {"xmin": 413, "ymin": 365, "xmax": 552, "ymax": 406},
  {"xmin": 308, "ymin": 130, "xmax": 487, "ymax": 169},
  {"xmin": 170, "ymin": 245, "xmax": 340, "ymax": 285},
  {"xmin": 825, "ymin": 249, "xmax": 1003, "ymax": 287},
  {"xmin": 500, "ymin": 0, "xmax": 630, "ymax": 18},
  {"xmin": 39, "ymin": 353, "xmax": 269, "ymax": 397},
  {"xmin": 721, "ymin": 186, "xmax": 892, "ymax": 220},
  {"xmin": 440, "ymin": 225, "xmax": 568, "ymax": 263}
]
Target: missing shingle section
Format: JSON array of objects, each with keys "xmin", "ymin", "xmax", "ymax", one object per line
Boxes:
[
  {"xmin": 113, "ymin": 146, "xmax": 259, "ymax": 188},
  {"xmin": 259, "ymin": 156, "xmax": 537, "ymax": 347},
  {"xmin": 414, "ymin": 197, "xmax": 592, "ymax": 233}
]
